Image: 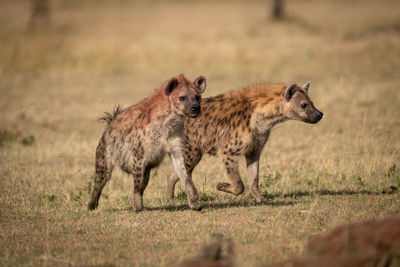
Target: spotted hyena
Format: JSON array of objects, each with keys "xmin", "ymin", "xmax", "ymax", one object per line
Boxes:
[
  {"xmin": 88, "ymin": 74, "xmax": 206, "ymax": 212},
  {"xmin": 167, "ymin": 82, "xmax": 323, "ymax": 203}
]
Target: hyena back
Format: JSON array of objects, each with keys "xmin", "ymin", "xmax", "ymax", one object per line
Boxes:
[
  {"xmin": 167, "ymin": 82, "xmax": 323, "ymax": 202},
  {"xmin": 88, "ymin": 74, "xmax": 206, "ymax": 212}
]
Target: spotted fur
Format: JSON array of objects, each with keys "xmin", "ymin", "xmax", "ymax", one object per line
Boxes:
[
  {"xmin": 167, "ymin": 82, "xmax": 323, "ymax": 202},
  {"xmin": 88, "ymin": 74, "xmax": 206, "ymax": 212}
]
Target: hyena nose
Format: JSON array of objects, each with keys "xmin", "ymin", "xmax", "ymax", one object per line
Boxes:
[
  {"xmin": 317, "ymin": 112, "xmax": 323, "ymax": 120},
  {"xmin": 191, "ymin": 105, "xmax": 200, "ymax": 113}
]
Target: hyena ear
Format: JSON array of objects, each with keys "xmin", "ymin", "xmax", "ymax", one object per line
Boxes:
[
  {"xmin": 164, "ymin": 77, "xmax": 179, "ymax": 96},
  {"xmin": 303, "ymin": 81, "xmax": 311, "ymax": 93},
  {"xmin": 194, "ymin": 75, "xmax": 206, "ymax": 94},
  {"xmin": 284, "ymin": 83, "xmax": 297, "ymax": 101}
]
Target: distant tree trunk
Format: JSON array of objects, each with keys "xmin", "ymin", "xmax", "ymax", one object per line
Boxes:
[
  {"xmin": 271, "ymin": 0, "xmax": 284, "ymax": 19},
  {"xmin": 28, "ymin": 0, "xmax": 51, "ymax": 29}
]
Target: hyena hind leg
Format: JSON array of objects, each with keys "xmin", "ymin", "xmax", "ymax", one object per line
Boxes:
[
  {"xmin": 246, "ymin": 153, "xmax": 265, "ymax": 203},
  {"xmin": 167, "ymin": 172, "xmax": 180, "ymax": 202},
  {"xmin": 88, "ymin": 138, "xmax": 114, "ymax": 210},
  {"xmin": 216, "ymin": 156, "xmax": 245, "ymax": 196}
]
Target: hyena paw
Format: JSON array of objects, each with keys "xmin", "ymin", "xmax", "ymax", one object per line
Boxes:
[
  {"xmin": 87, "ymin": 201, "xmax": 98, "ymax": 211},
  {"xmin": 255, "ymin": 196, "xmax": 265, "ymax": 203},
  {"xmin": 167, "ymin": 195, "xmax": 176, "ymax": 203},
  {"xmin": 189, "ymin": 201, "xmax": 203, "ymax": 211},
  {"xmin": 216, "ymin": 182, "xmax": 231, "ymax": 192},
  {"xmin": 133, "ymin": 206, "xmax": 144, "ymax": 213}
]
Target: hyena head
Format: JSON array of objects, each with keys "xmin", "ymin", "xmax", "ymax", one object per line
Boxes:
[
  {"xmin": 283, "ymin": 82, "xmax": 323, "ymax": 124},
  {"xmin": 164, "ymin": 74, "xmax": 206, "ymax": 118}
]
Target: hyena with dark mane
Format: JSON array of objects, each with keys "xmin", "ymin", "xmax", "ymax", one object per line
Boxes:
[
  {"xmin": 88, "ymin": 74, "xmax": 206, "ymax": 212},
  {"xmin": 167, "ymin": 82, "xmax": 323, "ymax": 203}
]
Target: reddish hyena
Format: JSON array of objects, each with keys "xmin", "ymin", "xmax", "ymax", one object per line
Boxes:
[
  {"xmin": 88, "ymin": 74, "xmax": 206, "ymax": 212},
  {"xmin": 167, "ymin": 82, "xmax": 323, "ymax": 202}
]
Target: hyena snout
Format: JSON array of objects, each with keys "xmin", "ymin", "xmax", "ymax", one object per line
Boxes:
[
  {"xmin": 310, "ymin": 109, "xmax": 323, "ymax": 123},
  {"xmin": 191, "ymin": 104, "xmax": 200, "ymax": 113},
  {"xmin": 316, "ymin": 110, "xmax": 323, "ymax": 120},
  {"xmin": 186, "ymin": 102, "xmax": 201, "ymax": 117}
]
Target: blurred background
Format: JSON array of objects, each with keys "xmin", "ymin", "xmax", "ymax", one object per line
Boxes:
[
  {"xmin": 1, "ymin": 0, "xmax": 400, "ymax": 126},
  {"xmin": 1, "ymin": 0, "xmax": 400, "ymax": 266}
]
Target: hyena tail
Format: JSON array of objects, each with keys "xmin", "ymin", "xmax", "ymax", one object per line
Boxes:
[
  {"xmin": 99, "ymin": 104, "xmax": 124, "ymax": 126},
  {"xmin": 88, "ymin": 134, "xmax": 114, "ymax": 210}
]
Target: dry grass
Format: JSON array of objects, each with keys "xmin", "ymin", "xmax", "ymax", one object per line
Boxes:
[{"xmin": 1, "ymin": 0, "xmax": 400, "ymax": 266}]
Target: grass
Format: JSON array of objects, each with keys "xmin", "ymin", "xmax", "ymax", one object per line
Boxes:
[{"xmin": 1, "ymin": 0, "xmax": 400, "ymax": 266}]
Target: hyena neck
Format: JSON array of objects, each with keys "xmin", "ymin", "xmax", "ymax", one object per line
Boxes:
[
  {"xmin": 162, "ymin": 112, "xmax": 185, "ymax": 153},
  {"xmin": 251, "ymin": 114, "xmax": 288, "ymax": 135},
  {"xmin": 148, "ymin": 112, "xmax": 184, "ymax": 153},
  {"xmin": 162, "ymin": 112, "xmax": 184, "ymax": 136},
  {"xmin": 249, "ymin": 96, "xmax": 289, "ymax": 135}
]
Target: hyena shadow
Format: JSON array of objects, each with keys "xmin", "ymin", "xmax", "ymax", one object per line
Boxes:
[
  {"xmin": 263, "ymin": 186, "xmax": 398, "ymax": 200},
  {"xmin": 165, "ymin": 186, "xmax": 397, "ymax": 212},
  {"xmin": 107, "ymin": 186, "xmax": 397, "ymax": 213},
  {"xmin": 263, "ymin": 186, "xmax": 398, "ymax": 201},
  {"xmin": 108, "ymin": 198, "xmax": 298, "ymax": 213}
]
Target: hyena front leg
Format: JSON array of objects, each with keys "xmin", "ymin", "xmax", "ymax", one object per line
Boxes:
[
  {"xmin": 246, "ymin": 151, "xmax": 265, "ymax": 202},
  {"xmin": 217, "ymin": 154, "xmax": 245, "ymax": 196},
  {"xmin": 167, "ymin": 147, "xmax": 202, "ymax": 202},
  {"xmin": 170, "ymin": 150, "xmax": 202, "ymax": 211},
  {"xmin": 88, "ymin": 135, "xmax": 114, "ymax": 210}
]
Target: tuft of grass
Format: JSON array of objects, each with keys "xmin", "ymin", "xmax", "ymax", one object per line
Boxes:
[
  {"xmin": 0, "ymin": 128, "xmax": 35, "ymax": 146},
  {"xmin": 21, "ymin": 135, "xmax": 35, "ymax": 146},
  {"xmin": 0, "ymin": 129, "xmax": 19, "ymax": 146},
  {"xmin": 261, "ymin": 172, "xmax": 282, "ymax": 187}
]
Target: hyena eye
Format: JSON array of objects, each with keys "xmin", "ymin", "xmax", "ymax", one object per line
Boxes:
[
  {"xmin": 195, "ymin": 95, "xmax": 201, "ymax": 102},
  {"xmin": 179, "ymin": 96, "xmax": 186, "ymax": 102},
  {"xmin": 301, "ymin": 103, "xmax": 307, "ymax": 109}
]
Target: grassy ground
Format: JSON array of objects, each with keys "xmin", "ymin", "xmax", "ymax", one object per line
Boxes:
[{"xmin": 1, "ymin": 0, "xmax": 400, "ymax": 266}]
